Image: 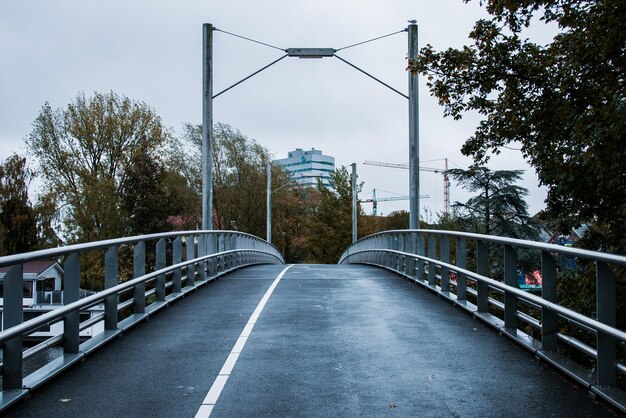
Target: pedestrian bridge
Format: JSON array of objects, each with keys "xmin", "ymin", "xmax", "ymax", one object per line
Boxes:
[{"xmin": 0, "ymin": 230, "xmax": 624, "ymax": 416}]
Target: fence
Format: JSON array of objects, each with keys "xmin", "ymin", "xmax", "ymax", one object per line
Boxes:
[
  {"xmin": 339, "ymin": 229, "xmax": 626, "ymax": 413},
  {"xmin": 0, "ymin": 230, "xmax": 283, "ymax": 411}
]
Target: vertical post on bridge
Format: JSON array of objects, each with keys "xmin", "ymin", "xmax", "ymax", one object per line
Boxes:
[
  {"xmin": 202, "ymin": 23, "xmax": 214, "ymax": 231},
  {"xmin": 267, "ymin": 162, "xmax": 272, "ymax": 243},
  {"xmin": 351, "ymin": 163, "xmax": 357, "ymax": 243},
  {"xmin": 408, "ymin": 23, "xmax": 420, "ymax": 229}
]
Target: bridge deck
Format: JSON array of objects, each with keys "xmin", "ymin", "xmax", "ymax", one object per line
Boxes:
[{"xmin": 6, "ymin": 264, "xmax": 615, "ymax": 417}]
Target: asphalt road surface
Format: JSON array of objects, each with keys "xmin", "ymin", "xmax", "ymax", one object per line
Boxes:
[{"xmin": 5, "ymin": 264, "xmax": 619, "ymax": 417}]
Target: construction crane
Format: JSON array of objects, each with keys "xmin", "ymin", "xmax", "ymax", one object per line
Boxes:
[
  {"xmin": 363, "ymin": 159, "xmax": 451, "ymax": 215},
  {"xmin": 361, "ymin": 189, "xmax": 430, "ymax": 216}
]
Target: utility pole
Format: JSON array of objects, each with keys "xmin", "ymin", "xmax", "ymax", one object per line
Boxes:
[
  {"xmin": 266, "ymin": 162, "xmax": 272, "ymax": 243},
  {"xmin": 202, "ymin": 23, "xmax": 213, "ymax": 231},
  {"xmin": 408, "ymin": 23, "xmax": 420, "ymax": 229},
  {"xmin": 351, "ymin": 163, "xmax": 357, "ymax": 243}
]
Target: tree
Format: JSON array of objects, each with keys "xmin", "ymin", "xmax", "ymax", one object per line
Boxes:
[
  {"xmin": 304, "ymin": 167, "xmax": 360, "ymax": 264},
  {"xmin": 447, "ymin": 167, "xmax": 540, "ymax": 240},
  {"xmin": 182, "ymin": 122, "xmax": 271, "ymax": 237},
  {"xmin": 27, "ymin": 91, "xmax": 172, "ymax": 242},
  {"xmin": 120, "ymin": 144, "xmax": 169, "ymax": 235},
  {"xmin": 0, "ymin": 154, "xmax": 38, "ymax": 255},
  {"xmin": 408, "ymin": 0, "xmax": 626, "ymax": 252}
]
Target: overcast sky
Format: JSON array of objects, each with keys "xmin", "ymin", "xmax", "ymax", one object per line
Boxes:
[{"xmin": 1, "ymin": 0, "xmax": 548, "ymax": 220}]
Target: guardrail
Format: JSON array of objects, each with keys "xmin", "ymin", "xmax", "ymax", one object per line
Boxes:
[
  {"xmin": 339, "ymin": 229, "xmax": 626, "ymax": 413},
  {"xmin": 0, "ymin": 230, "xmax": 283, "ymax": 412}
]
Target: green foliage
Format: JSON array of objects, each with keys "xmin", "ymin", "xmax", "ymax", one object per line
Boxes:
[
  {"xmin": 304, "ymin": 167, "xmax": 360, "ymax": 264},
  {"xmin": 28, "ymin": 91, "xmax": 174, "ymax": 242},
  {"xmin": 447, "ymin": 167, "xmax": 540, "ymax": 239},
  {"xmin": 181, "ymin": 122, "xmax": 271, "ymax": 236},
  {"xmin": 120, "ymin": 144, "xmax": 170, "ymax": 235},
  {"xmin": 0, "ymin": 154, "xmax": 38, "ymax": 255},
  {"xmin": 408, "ymin": 0, "xmax": 626, "ymax": 253}
]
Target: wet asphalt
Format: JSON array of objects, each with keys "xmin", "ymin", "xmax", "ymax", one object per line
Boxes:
[{"xmin": 4, "ymin": 264, "xmax": 619, "ymax": 417}]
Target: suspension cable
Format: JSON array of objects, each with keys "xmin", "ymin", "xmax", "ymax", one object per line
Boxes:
[
  {"xmin": 335, "ymin": 28, "xmax": 407, "ymax": 52},
  {"xmin": 334, "ymin": 54, "xmax": 408, "ymax": 99},
  {"xmin": 213, "ymin": 54, "xmax": 289, "ymax": 99},
  {"xmin": 214, "ymin": 27, "xmax": 286, "ymax": 52}
]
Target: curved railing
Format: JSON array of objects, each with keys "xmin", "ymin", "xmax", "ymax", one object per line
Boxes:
[
  {"xmin": 340, "ymin": 229, "xmax": 626, "ymax": 413},
  {"xmin": 0, "ymin": 230, "xmax": 282, "ymax": 411}
]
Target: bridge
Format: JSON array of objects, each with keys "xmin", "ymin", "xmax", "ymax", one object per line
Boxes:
[{"xmin": 0, "ymin": 229, "xmax": 624, "ymax": 416}]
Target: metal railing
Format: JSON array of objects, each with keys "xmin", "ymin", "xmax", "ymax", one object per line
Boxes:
[
  {"xmin": 0, "ymin": 230, "xmax": 283, "ymax": 412},
  {"xmin": 339, "ymin": 229, "xmax": 626, "ymax": 413}
]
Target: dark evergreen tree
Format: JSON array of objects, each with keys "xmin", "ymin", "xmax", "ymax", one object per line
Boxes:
[
  {"xmin": 0, "ymin": 154, "xmax": 38, "ymax": 255},
  {"xmin": 447, "ymin": 167, "xmax": 540, "ymax": 240}
]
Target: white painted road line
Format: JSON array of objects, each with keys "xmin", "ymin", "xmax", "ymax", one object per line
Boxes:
[{"xmin": 194, "ymin": 265, "xmax": 294, "ymax": 418}]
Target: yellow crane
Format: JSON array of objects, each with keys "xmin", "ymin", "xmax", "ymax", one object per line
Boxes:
[{"xmin": 363, "ymin": 159, "xmax": 451, "ymax": 215}]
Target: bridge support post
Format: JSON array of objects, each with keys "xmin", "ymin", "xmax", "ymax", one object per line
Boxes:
[
  {"xmin": 455, "ymin": 238, "xmax": 467, "ymax": 300},
  {"xmin": 416, "ymin": 233, "xmax": 425, "ymax": 281},
  {"xmin": 440, "ymin": 236, "xmax": 450, "ymax": 294},
  {"xmin": 408, "ymin": 23, "xmax": 420, "ymax": 229},
  {"xmin": 187, "ymin": 234, "xmax": 195, "ymax": 286},
  {"xmin": 541, "ymin": 251, "xmax": 557, "ymax": 351},
  {"xmin": 173, "ymin": 237, "xmax": 182, "ymax": 293},
  {"xmin": 503, "ymin": 245, "xmax": 518, "ymax": 329},
  {"xmin": 427, "ymin": 234, "xmax": 437, "ymax": 287},
  {"xmin": 104, "ymin": 246, "xmax": 119, "ymax": 330},
  {"xmin": 63, "ymin": 253, "xmax": 80, "ymax": 354},
  {"xmin": 267, "ymin": 162, "xmax": 272, "ymax": 243},
  {"xmin": 156, "ymin": 238, "xmax": 166, "ymax": 301},
  {"xmin": 198, "ymin": 234, "xmax": 208, "ymax": 281},
  {"xmin": 476, "ymin": 240, "xmax": 489, "ymax": 312},
  {"xmin": 596, "ymin": 261, "xmax": 616, "ymax": 386},
  {"xmin": 2, "ymin": 265, "xmax": 23, "ymax": 389},
  {"xmin": 207, "ymin": 233, "xmax": 217, "ymax": 276},
  {"xmin": 351, "ymin": 163, "xmax": 357, "ymax": 243},
  {"xmin": 133, "ymin": 241, "xmax": 146, "ymax": 314},
  {"xmin": 202, "ymin": 23, "xmax": 214, "ymax": 231}
]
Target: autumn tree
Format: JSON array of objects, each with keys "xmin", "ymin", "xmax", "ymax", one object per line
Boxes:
[
  {"xmin": 304, "ymin": 167, "xmax": 361, "ymax": 264},
  {"xmin": 408, "ymin": 0, "xmax": 626, "ymax": 252},
  {"xmin": 0, "ymin": 154, "xmax": 38, "ymax": 255},
  {"xmin": 27, "ymin": 91, "xmax": 173, "ymax": 242},
  {"xmin": 182, "ymin": 122, "xmax": 272, "ymax": 237}
]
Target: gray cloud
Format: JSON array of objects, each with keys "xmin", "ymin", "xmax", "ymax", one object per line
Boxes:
[{"xmin": 0, "ymin": 0, "xmax": 547, "ymax": 217}]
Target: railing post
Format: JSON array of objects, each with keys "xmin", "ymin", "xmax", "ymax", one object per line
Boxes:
[
  {"xmin": 218, "ymin": 233, "xmax": 225, "ymax": 272},
  {"xmin": 63, "ymin": 253, "xmax": 80, "ymax": 354},
  {"xmin": 205, "ymin": 233, "xmax": 215, "ymax": 276},
  {"xmin": 541, "ymin": 251, "xmax": 557, "ymax": 351},
  {"xmin": 105, "ymin": 246, "xmax": 119, "ymax": 330},
  {"xmin": 173, "ymin": 236, "xmax": 182, "ymax": 293},
  {"xmin": 476, "ymin": 240, "xmax": 489, "ymax": 312},
  {"xmin": 456, "ymin": 237, "xmax": 467, "ymax": 300},
  {"xmin": 405, "ymin": 232, "xmax": 416, "ymax": 277},
  {"xmin": 503, "ymin": 244, "xmax": 518, "ymax": 329},
  {"xmin": 596, "ymin": 261, "xmax": 616, "ymax": 386},
  {"xmin": 441, "ymin": 236, "xmax": 450, "ymax": 293},
  {"xmin": 417, "ymin": 233, "xmax": 425, "ymax": 281},
  {"xmin": 156, "ymin": 238, "xmax": 166, "ymax": 301},
  {"xmin": 427, "ymin": 234, "xmax": 437, "ymax": 287},
  {"xmin": 198, "ymin": 234, "xmax": 208, "ymax": 281},
  {"xmin": 2, "ymin": 264, "xmax": 24, "ymax": 389},
  {"xmin": 186, "ymin": 234, "xmax": 195, "ymax": 286},
  {"xmin": 133, "ymin": 241, "xmax": 146, "ymax": 314}
]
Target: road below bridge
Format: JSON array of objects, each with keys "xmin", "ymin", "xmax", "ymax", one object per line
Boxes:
[{"xmin": 6, "ymin": 264, "xmax": 617, "ymax": 417}]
